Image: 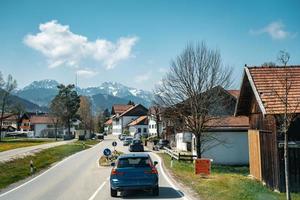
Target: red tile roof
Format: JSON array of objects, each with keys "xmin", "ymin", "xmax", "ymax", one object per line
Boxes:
[
  {"xmin": 128, "ymin": 116, "xmax": 148, "ymax": 126},
  {"xmin": 112, "ymin": 104, "xmax": 133, "ymax": 115},
  {"xmin": 30, "ymin": 116, "xmax": 56, "ymax": 124},
  {"xmin": 104, "ymin": 118, "xmax": 112, "ymax": 125},
  {"xmin": 205, "ymin": 116, "xmax": 249, "ymax": 130},
  {"xmin": 237, "ymin": 66, "xmax": 300, "ymax": 115},
  {"xmin": 0, "ymin": 114, "xmax": 18, "ymax": 121}
]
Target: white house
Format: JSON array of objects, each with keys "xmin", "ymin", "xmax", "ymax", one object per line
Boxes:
[
  {"xmin": 128, "ymin": 116, "xmax": 148, "ymax": 137},
  {"xmin": 30, "ymin": 115, "xmax": 76, "ymax": 138},
  {"xmin": 111, "ymin": 104, "xmax": 148, "ymax": 135},
  {"xmin": 176, "ymin": 116, "xmax": 249, "ymax": 165},
  {"xmin": 148, "ymin": 107, "xmax": 163, "ymax": 137}
]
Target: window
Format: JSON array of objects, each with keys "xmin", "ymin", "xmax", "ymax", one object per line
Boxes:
[
  {"xmin": 143, "ymin": 128, "xmax": 147, "ymax": 133},
  {"xmin": 117, "ymin": 157, "xmax": 151, "ymax": 168},
  {"xmin": 154, "ymin": 124, "xmax": 156, "ymax": 129},
  {"xmin": 137, "ymin": 128, "xmax": 141, "ymax": 133}
]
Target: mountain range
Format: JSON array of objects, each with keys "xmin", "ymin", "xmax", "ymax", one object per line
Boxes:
[{"xmin": 13, "ymin": 80, "xmax": 153, "ymax": 112}]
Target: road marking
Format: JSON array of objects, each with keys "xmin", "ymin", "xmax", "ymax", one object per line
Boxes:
[
  {"xmin": 151, "ymin": 152, "xmax": 190, "ymax": 200},
  {"xmin": 87, "ymin": 181, "xmax": 107, "ymax": 200},
  {"xmin": 0, "ymin": 142, "xmax": 101, "ymax": 198}
]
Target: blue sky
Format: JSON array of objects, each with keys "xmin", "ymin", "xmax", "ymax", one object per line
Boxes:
[{"xmin": 0, "ymin": 0, "xmax": 299, "ymax": 91}]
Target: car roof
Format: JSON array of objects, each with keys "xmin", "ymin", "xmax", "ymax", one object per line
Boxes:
[{"xmin": 118, "ymin": 153, "xmax": 149, "ymax": 159}]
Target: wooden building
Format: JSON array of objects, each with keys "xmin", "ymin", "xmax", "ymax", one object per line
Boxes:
[{"xmin": 235, "ymin": 66, "xmax": 300, "ymax": 192}]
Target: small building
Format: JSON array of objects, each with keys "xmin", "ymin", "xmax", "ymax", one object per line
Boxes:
[
  {"xmin": 128, "ymin": 115, "xmax": 148, "ymax": 137},
  {"xmin": 148, "ymin": 107, "xmax": 163, "ymax": 137},
  {"xmin": 104, "ymin": 118, "xmax": 112, "ymax": 134},
  {"xmin": 111, "ymin": 104, "xmax": 148, "ymax": 135},
  {"xmin": 235, "ymin": 66, "xmax": 300, "ymax": 192},
  {"xmin": 191, "ymin": 116, "xmax": 249, "ymax": 165},
  {"xmin": 0, "ymin": 114, "xmax": 18, "ymax": 132},
  {"xmin": 174, "ymin": 87, "xmax": 249, "ymax": 165}
]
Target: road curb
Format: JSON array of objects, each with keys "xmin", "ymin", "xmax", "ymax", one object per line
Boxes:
[{"xmin": 155, "ymin": 152, "xmax": 201, "ymax": 200}]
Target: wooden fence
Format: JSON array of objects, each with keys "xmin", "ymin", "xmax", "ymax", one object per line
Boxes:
[{"xmin": 163, "ymin": 147, "xmax": 197, "ymax": 161}]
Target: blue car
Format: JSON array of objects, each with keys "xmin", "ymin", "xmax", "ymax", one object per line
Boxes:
[{"xmin": 110, "ymin": 153, "xmax": 159, "ymax": 197}]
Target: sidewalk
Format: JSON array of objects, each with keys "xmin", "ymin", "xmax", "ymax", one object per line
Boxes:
[{"xmin": 0, "ymin": 139, "xmax": 76, "ymax": 163}]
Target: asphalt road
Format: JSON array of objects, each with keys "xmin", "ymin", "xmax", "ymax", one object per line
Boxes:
[{"xmin": 0, "ymin": 135, "xmax": 190, "ymax": 200}]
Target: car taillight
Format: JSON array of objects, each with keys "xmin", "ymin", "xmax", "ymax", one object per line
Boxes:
[
  {"xmin": 111, "ymin": 168, "xmax": 125, "ymax": 175},
  {"xmin": 144, "ymin": 168, "xmax": 158, "ymax": 174}
]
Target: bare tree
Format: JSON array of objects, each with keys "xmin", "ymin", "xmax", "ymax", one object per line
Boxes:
[
  {"xmin": 49, "ymin": 100, "xmax": 64, "ymax": 141},
  {"xmin": 0, "ymin": 72, "xmax": 17, "ymax": 141},
  {"xmin": 271, "ymin": 50, "xmax": 298, "ymax": 200},
  {"xmin": 78, "ymin": 96, "xmax": 93, "ymax": 137},
  {"xmin": 154, "ymin": 42, "xmax": 232, "ymax": 158},
  {"xmin": 262, "ymin": 61, "xmax": 276, "ymax": 67}
]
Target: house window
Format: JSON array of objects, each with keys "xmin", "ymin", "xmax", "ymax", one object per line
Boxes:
[
  {"xmin": 154, "ymin": 124, "xmax": 156, "ymax": 129},
  {"xmin": 143, "ymin": 128, "xmax": 147, "ymax": 133},
  {"xmin": 138, "ymin": 128, "xmax": 141, "ymax": 133}
]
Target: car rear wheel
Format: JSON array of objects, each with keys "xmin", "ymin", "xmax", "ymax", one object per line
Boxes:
[
  {"xmin": 111, "ymin": 188, "xmax": 117, "ymax": 197},
  {"xmin": 152, "ymin": 186, "xmax": 159, "ymax": 196}
]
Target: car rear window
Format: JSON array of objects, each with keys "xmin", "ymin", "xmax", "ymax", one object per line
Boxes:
[{"xmin": 117, "ymin": 157, "xmax": 151, "ymax": 168}]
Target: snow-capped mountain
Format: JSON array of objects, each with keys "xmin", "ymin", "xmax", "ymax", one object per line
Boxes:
[
  {"xmin": 23, "ymin": 79, "xmax": 60, "ymax": 90},
  {"xmin": 15, "ymin": 80, "xmax": 153, "ymax": 109}
]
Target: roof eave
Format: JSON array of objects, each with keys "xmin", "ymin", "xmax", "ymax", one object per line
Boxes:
[{"xmin": 245, "ymin": 67, "xmax": 267, "ymax": 115}]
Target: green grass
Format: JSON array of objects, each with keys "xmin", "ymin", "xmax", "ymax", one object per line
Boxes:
[
  {"xmin": 0, "ymin": 139, "xmax": 55, "ymax": 152},
  {"xmin": 75, "ymin": 139, "xmax": 100, "ymax": 146},
  {"xmin": 0, "ymin": 143, "xmax": 86, "ymax": 190},
  {"xmin": 160, "ymin": 153, "xmax": 300, "ymax": 200}
]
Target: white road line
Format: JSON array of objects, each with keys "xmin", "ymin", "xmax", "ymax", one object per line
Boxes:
[
  {"xmin": 87, "ymin": 181, "xmax": 107, "ymax": 200},
  {"xmin": 151, "ymin": 152, "xmax": 190, "ymax": 200},
  {"xmin": 0, "ymin": 143, "xmax": 101, "ymax": 198}
]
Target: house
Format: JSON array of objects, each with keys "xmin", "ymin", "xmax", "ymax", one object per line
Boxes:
[
  {"xmin": 189, "ymin": 116, "xmax": 249, "ymax": 165},
  {"xmin": 148, "ymin": 107, "xmax": 163, "ymax": 137},
  {"xmin": 104, "ymin": 118, "xmax": 112, "ymax": 134},
  {"xmin": 128, "ymin": 115, "xmax": 148, "ymax": 136},
  {"xmin": 169, "ymin": 87, "xmax": 251, "ymax": 165},
  {"xmin": 111, "ymin": 104, "xmax": 148, "ymax": 135},
  {"xmin": 0, "ymin": 114, "xmax": 18, "ymax": 132},
  {"xmin": 235, "ymin": 66, "xmax": 300, "ymax": 192},
  {"xmin": 111, "ymin": 104, "xmax": 133, "ymax": 115}
]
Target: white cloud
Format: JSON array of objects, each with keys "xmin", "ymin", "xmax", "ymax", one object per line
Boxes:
[
  {"xmin": 250, "ymin": 21, "xmax": 295, "ymax": 40},
  {"xmin": 24, "ymin": 20, "xmax": 138, "ymax": 69},
  {"xmin": 135, "ymin": 72, "xmax": 151, "ymax": 83},
  {"xmin": 76, "ymin": 69, "xmax": 98, "ymax": 78}
]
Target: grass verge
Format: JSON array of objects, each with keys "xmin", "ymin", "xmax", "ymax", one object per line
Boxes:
[
  {"xmin": 0, "ymin": 139, "xmax": 55, "ymax": 152},
  {"xmin": 75, "ymin": 139, "xmax": 100, "ymax": 147},
  {"xmin": 0, "ymin": 142, "xmax": 87, "ymax": 190},
  {"xmin": 159, "ymin": 153, "xmax": 300, "ymax": 200}
]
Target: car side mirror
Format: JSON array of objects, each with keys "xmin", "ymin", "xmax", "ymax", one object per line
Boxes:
[
  {"xmin": 153, "ymin": 161, "xmax": 158, "ymax": 166},
  {"xmin": 111, "ymin": 162, "xmax": 116, "ymax": 167}
]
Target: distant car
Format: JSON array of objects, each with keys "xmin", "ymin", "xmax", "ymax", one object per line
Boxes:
[
  {"xmin": 129, "ymin": 140, "xmax": 144, "ymax": 152},
  {"xmin": 153, "ymin": 139, "xmax": 170, "ymax": 151},
  {"xmin": 119, "ymin": 134, "xmax": 127, "ymax": 141},
  {"xmin": 110, "ymin": 153, "xmax": 159, "ymax": 197},
  {"xmin": 123, "ymin": 137, "xmax": 133, "ymax": 146},
  {"xmin": 97, "ymin": 134, "xmax": 104, "ymax": 140}
]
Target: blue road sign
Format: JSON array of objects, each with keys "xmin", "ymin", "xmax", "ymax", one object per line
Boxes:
[
  {"xmin": 103, "ymin": 148, "xmax": 111, "ymax": 157},
  {"xmin": 112, "ymin": 141, "xmax": 117, "ymax": 147}
]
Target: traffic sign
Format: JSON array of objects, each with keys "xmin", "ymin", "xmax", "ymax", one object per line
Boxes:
[
  {"xmin": 103, "ymin": 148, "xmax": 111, "ymax": 157},
  {"xmin": 112, "ymin": 141, "xmax": 117, "ymax": 147}
]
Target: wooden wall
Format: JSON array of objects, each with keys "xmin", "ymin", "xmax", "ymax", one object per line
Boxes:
[{"xmin": 248, "ymin": 130, "xmax": 262, "ymax": 180}]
